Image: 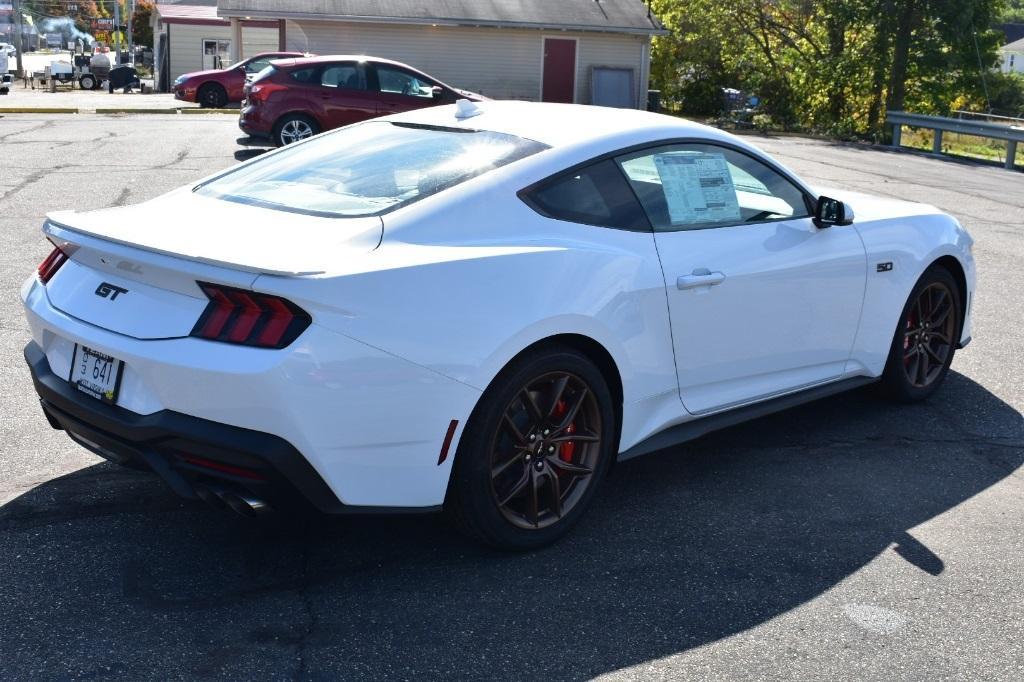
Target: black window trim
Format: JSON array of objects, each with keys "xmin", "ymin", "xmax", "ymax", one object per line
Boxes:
[{"xmin": 518, "ymin": 137, "xmax": 817, "ymax": 233}]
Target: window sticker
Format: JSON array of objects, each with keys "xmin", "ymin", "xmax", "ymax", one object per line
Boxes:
[{"xmin": 653, "ymin": 152, "xmax": 741, "ymax": 225}]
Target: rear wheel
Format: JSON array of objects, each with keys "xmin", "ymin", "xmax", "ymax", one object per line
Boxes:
[
  {"xmin": 274, "ymin": 114, "xmax": 319, "ymax": 146},
  {"xmin": 880, "ymin": 265, "xmax": 961, "ymax": 402},
  {"xmin": 447, "ymin": 346, "xmax": 616, "ymax": 550},
  {"xmin": 78, "ymin": 74, "xmax": 96, "ymax": 90},
  {"xmin": 197, "ymin": 83, "xmax": 227, "ymax": 108}
]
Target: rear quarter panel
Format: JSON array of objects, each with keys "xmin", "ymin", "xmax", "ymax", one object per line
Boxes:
[{"xmin": 254, "ymin": 164, "xmax": 683, "ymax": 452}]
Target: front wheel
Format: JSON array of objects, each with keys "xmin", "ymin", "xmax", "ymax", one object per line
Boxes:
[
  {"xmin": 880, "ymin": 265, "xmax": 962, "ymax": 402},
  {"xmin": 446, "ymin": 346, "xmax": 617, "ymax": 550},
  {"xmin": 274, "ymin": 114, "xmax": 319, "ymax": 146},
  {"xmin": 78, "ymin": 74, "xmax": 96, "ymax": 90},
  {"xmin": 197, "ymin": 83, "xmax": 227, "ymax": 108}
]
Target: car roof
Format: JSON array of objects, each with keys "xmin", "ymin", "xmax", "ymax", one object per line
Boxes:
[
  {"xmin": 250, "ymin": 51, "xmax": 305, "ymax": 58},
  {"xmin": 383, "ymin": 100, "xmax": 738, "ymax": 151},
  {"xmin": 273, "ymin": 54, "xmax": 411, "ymax": 69}
]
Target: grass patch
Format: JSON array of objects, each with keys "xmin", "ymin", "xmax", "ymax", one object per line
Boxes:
[{"xmin": 900, "ymin": 126, "xmax": 1021, "ymax": 169}]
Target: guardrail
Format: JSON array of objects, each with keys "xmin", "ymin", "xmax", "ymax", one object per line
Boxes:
[{"xmin": 886, "ymin": 110, "xmax": 1024, "ymax": 170}]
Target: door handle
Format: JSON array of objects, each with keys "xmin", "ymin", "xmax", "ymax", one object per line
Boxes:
[{"xmin": 677, "ymin": 268, "xmax": 726, "ymax": 290}]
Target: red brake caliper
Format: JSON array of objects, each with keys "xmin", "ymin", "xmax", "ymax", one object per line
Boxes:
[
  {"xmin": 553, "ymin": 400, "xmax": 576, "ymax": 462},
  {"xmin": 904, "ymin": 311, "xmax": 917, "ymax": 367}
]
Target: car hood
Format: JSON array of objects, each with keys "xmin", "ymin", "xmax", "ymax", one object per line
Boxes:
[
  {"xmin": 814, "ymin": 187, "xmax": 944, "ymax": 223},
  {"xmin": 46, "ymin": 188, "xmax": 383, "ymax": 276},
  {"xmin": 176, "ymin": 68, "xmax": 228, "ymax": 83}
]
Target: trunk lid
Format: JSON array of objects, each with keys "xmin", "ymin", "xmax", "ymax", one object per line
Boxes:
[{"xmin": 43, "ymin": 190, "xmax": 381, "ymax": 340}]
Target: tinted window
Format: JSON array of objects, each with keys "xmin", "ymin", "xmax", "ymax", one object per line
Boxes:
[
  {"xmin": 289, "ymin": 67, "xmax": 319, "ymax": 84},
  {"xmin": 196, "ymin": 122, "xmax": 548, "ymax": 218},
  {"xmin": 524, "ymin": 160, "xmax": 649, "ymax": 230},
  {"xmin": 377, "ymin": 66, "xmax": 435, "ymax": 98},
  {"xmin": 618, "ymin": 144, "xmax": 810, "ymax": 231},
  {"xmin": 321, "ymin": 63, "xmax": 366, "ymax": 89}
]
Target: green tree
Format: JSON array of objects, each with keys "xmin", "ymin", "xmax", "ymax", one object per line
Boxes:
[
  {"xmin": 650, "ymin": 0, "xmax": 1009, "ymax": 137},
  {"xmin": 132, "ymin": 0, "xmax": 154, "ymax": 47}
]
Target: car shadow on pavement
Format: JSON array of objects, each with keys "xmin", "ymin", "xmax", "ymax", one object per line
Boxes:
[
  {"xmin": 1, "ymin": 371, "xmax": 1021, "ymax": 680},
  {"xmin": 233, "ymin": 148, "xmax": 268, "ymax": 162}
]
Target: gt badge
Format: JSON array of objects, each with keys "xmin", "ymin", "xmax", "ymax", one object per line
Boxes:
[{"xmin": 95, "ymin": 282, "xmax": 129, "ymax": 300}]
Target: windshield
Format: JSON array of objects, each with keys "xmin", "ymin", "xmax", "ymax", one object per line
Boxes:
[{"xmin": 196, "ymin": 122, "xmax": 548, "ymax": 218}]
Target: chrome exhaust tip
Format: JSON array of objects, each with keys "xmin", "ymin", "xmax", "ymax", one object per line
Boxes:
[
  {"xmin": 221, "ymin": 490, "xmax": 272, "ymax": 517},
  {"xmin": 194, "ymin": 483, "xmax": 271, "ymax": 516}
]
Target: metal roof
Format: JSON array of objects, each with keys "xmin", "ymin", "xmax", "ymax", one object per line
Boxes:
[
  {"xmin": 1001, "ymin": 36, "xmax": 1024, "ymax": 52},
  {"xmin": 217, "ymin": 0, "xmax": 666, "ymax": 35}
]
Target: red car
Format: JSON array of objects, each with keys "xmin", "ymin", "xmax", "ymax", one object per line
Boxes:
[
  {"xmin": 172, "ymin": 51, "xmax": 306, "ymax": 108},
  {"xmin": 239, "ymin": 55, "xmax": 486, "ymax": 146}
]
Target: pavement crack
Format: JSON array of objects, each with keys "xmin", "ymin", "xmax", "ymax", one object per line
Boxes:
[
  {"xmin": 0, "ymin": 119, "xmax": 53, "ymax": 142},
  {"xmin": 0, "ymin": 167, "xmax": 51, "ymax": 201}
]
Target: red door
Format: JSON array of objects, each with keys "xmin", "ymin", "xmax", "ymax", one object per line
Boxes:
[
  {"xmin": 542, "ymin": 38, "xmax": 576, "ymax": 103},
  {"xmin": 317, "ymin": 62, "xmax": 378, "ymax": 129}
]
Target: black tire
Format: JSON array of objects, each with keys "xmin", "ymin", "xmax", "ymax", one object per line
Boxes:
[
  {"xmin": 879, "ymin": 265, "xmax": 962, "ymax": 402},
  {"xmin": 446, "ymin": 345, "xmax": 617, "ymax": 550},
  {"xmin": 197, "ymin": 82, "xmax": 227, "ymax": 108},
  {"xmin": 78, "ymin": 74, "xmax": 96, "ymax": 90},
  {"xmin": 273, "ymin": 113, "xmax": 320, "ymax": 147}
]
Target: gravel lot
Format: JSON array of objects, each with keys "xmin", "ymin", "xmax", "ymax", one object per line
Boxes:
[{"xmin": 0, "ymin": 114, "xmax": 1021, "ymax": 681}]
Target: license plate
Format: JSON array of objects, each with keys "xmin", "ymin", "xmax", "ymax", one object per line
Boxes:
[{"xmin": 69, "ymin": 345, "xmax": 125, "ymax": 405}]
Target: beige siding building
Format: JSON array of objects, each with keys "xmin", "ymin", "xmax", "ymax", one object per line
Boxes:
[
  {"xmin": 152, "ymin": 3, "xmax": 280, "ymax": 90},
  {"xmin": 214, "ymin": 0, "xmax": 665, "ymax": 108}
]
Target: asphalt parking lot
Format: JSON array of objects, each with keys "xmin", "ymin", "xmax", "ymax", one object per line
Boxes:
[{"xmin": 1, "ymin": 113, "xmax": 1022, "ymax": 680}]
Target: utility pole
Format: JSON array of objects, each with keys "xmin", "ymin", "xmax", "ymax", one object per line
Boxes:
[
  {"xmin": 127, "ymin": 0, "xmax": 134, "ymax": 64},
  {"xmin": 11, "ymin": 0, "xmax": 23, "ymax": 77},
  {"xmin": 114, "ymin": 0, "xmax": 121, "ymax": 64}
]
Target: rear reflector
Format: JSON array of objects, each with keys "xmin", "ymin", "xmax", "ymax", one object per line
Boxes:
[
  {"xmin": 437, "ymin": 419, "xmax": 459, "ymax": 465},
  {"xmin": 191, "ymin": 282, "xmax": 311, "ymax": 349},
  {"xmin": 38, "ymin": 246, "xmax": 69, "ymax": 284},
  {"xmin": 180, "ymin": 455, "xmax": 268, "ymax": 481}
]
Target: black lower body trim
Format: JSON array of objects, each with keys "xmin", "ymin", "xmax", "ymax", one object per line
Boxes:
[
  {"xmin": 618, "ymin": 376, "xmax": 878, "ymax": 462},
  {"xmin": 24, "ymin": 341, "xmax": 437, "ymax": 515}
]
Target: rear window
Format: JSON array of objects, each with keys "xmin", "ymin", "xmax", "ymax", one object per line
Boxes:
[{"xmin": 196, "ymin": 121, "xmax": 548, "ymax": 218}]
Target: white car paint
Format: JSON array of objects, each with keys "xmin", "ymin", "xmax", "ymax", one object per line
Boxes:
[{"xmin": 21, "ymin": 101, "xmax": 975, "ymax": 509}]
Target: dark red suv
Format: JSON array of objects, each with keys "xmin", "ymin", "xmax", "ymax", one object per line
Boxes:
[
  {"xmin": 173, "ymin": 52, "xmax": 307, "ymax": 108},
  {"xmin": 239, "ymin": 55, "xmax": 485, "ymax": 146}
]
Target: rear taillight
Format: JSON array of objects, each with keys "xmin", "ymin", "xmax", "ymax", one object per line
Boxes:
[
  {"xmin": 191, "ymin": 282, "xmax": 311, "ymax": 349},
  {"xmin": 38, "ymin": 246, "xmax": 69, "ymax": 284},
  {"xmin": 248, "ymin": 81, "xmax": 286, "ymax": 104}
]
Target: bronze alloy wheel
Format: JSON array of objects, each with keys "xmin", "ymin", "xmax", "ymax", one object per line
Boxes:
[
  {"xmin": 489, "ymin": 371, "xmax": 602, "ymax": 530},
  {"xmin": 901, "ymin": 281, "xmax": 957, "ymax": 388}
]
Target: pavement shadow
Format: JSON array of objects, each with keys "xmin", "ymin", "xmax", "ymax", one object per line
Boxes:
[
  {"xmin": 1, "ymin": 371, "xmax": 1020, "ymax": 679},
  {"xmin": 233, "ymin": 148, "xmax": 268, "ymax": 162}
]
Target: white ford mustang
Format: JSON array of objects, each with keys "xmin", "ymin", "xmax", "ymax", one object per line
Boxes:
[{"xmin": 22, "ymin": 101, "xmax": 975, "ymax": 548}]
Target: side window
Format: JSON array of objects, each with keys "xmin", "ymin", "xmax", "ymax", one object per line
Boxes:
[
  {"xmin": 617, "ymin": 143, "xmax": 811, "ymax": 231},
  {"xmin": 289, "ymin": 67, "xmax": 319, "ymax": 84},
  {"xmin": 321, "ymin": 63, "xmax": 366, "ymax": 89},
  {"xmin": 376, "ymin": 66, "xmax": 435, "ymax": 98},
  {"xmin": 522, "ymin": 159, "xmax": 649, "ymax": 230}
]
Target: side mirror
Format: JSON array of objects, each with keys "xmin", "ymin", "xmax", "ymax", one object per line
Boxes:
[
  {"xmin": 431, "ymin": 86, "xmax": 445, "ymax": 100},
  {"xmin": 814, "ymin": 195, "xmax": 855, "ymax": 228}
]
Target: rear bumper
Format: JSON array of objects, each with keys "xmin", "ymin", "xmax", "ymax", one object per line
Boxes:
[
  {"xmin": 22, "ymin": 272, "xmax": 479, "ymax": 510},
  {"xmin": 238, "ymin": 104, "xmax": 272, "ymax": 137},
  {"xmin": 25, "ymin": 340, "xmax": 351, "ymax": 513}
]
